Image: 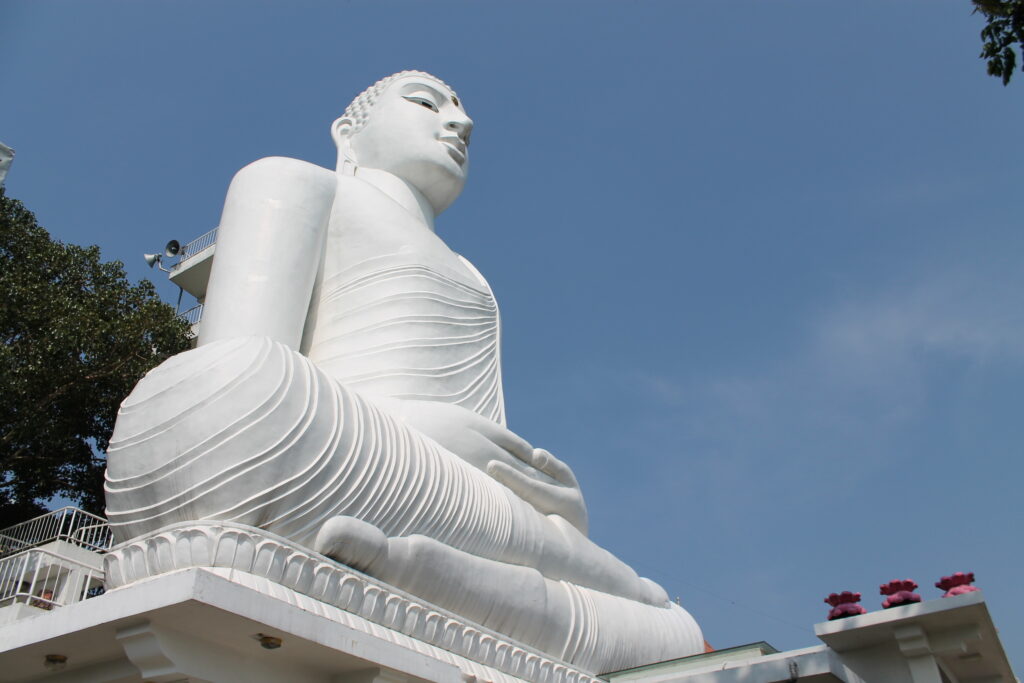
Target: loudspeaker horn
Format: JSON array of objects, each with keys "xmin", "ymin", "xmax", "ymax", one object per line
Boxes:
[{"xmin": 164, "ymin": 240, "xmax": 181, "ymax": 257}]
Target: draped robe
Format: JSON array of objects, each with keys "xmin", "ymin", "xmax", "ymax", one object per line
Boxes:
[{"xmin": 104, "ymin": 167, "xmax": 704, "ymax": 673}]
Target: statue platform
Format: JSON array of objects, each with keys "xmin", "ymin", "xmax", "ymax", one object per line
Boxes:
[{"xmin": 0, "ymin": 522, "xmax": 602, "ymax": 683}]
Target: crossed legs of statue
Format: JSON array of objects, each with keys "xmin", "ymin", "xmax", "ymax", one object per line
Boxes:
[{"xmin": 106, "ymin": 337, "xmax": 702, "ymax": 671}]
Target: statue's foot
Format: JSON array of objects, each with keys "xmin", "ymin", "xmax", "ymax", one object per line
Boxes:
[{"xmin": 313, "ymin": 515, "xmax": 388, "ymax": 573}]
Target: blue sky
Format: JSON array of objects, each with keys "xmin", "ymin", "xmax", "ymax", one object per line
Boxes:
[{"xmin": 3, "ymin": 0, "xmax": 1022, "ymax": 667}]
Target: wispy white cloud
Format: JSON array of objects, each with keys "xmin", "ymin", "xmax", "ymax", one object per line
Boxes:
[
  {"xmin": 814, "ymin": 266, "xmax": 1024, "ymax": 378},
  {"xmin": 623, "ymin": 261, "xmax": 1024, "ymax": 479}
]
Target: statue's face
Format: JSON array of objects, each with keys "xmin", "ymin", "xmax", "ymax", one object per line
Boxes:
[{"xmin": 348, "ymin": 76, "xmax": 473, "ymax": 214}]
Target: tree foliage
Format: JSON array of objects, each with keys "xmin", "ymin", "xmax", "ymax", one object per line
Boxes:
[
  {"xmin": 0, "ymin": 188, "xmax": 191, "ymax": 527},
  {"xmin": 973, "ymin": 0, "xmax": 1024, "ymax": 84}
]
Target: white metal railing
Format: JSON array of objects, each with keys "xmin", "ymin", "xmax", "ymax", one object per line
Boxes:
[
  {"xmin": 0, "ymin": 507, "xmax": 112, "ymax": 559},
  {"xmin": 176, "ymin": 227, "xmax": 218, "ymax": 264},
  {"xmin": 0, "ymin": 547, "xmax": 104, "ymax": 611},
  {"xmin": 70, "ymin": 521, "xmax": 113, "ymax": 551},
  {"xmin": 181, "ymin": 303, "xmax": 204, "ymax": 327}
]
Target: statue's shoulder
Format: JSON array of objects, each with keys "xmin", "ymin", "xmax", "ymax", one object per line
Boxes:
[
  {"xmin": 236, "ymin": 156, "xmax": 333, "ymax": 182},
  {"xmin": 330, "ymin": 171, "xmax": 384, "ymax": 201},
  {"xmin": 230, "ymin": 156, "xmax": 335, "ymax": 201}
]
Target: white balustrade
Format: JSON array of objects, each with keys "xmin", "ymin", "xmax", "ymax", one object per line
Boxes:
[{"xmin": 0, "ymin": 506, "xmax": 111, "ymax": 558}]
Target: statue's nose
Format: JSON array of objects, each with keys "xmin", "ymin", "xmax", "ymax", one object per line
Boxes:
[{"xmin": 445, "ymin": 115, "xmax": 473, "ymax": 144}]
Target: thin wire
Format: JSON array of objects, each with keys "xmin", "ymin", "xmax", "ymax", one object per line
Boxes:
[{"xmin": 636, "ymin": 565, "xmax": 816, "ymax": 637}]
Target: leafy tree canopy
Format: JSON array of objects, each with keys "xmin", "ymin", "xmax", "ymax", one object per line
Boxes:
[
  {"xmin": 0, "ymin": 188, "xmax": 191, "ymax": 527},
  {"xmin": 974, "ymin": 0, "xmax": 1024, "ymax": 84}
]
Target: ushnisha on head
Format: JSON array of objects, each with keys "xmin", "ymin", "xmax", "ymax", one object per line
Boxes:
[{"xmin": 332, "ymin": 71, "xmax": 474, "ymax": 215}]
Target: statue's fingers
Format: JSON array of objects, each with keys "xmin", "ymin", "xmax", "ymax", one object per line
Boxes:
[
  {"xmin": 532, "ymin": 449, "xmax": 579, "ymax": 488},
  {"xmin": 487, "ymin": 461, "xmax": 560, "ymax": 512},
  {"xmin": 476, "ymin": 421, "xmax": 535, "ymax": 464}
]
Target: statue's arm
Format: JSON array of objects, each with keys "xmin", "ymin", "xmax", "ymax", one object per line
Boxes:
[{"xmin": 198, "ymin": 157, "xmax": 335, "ymax": 351}]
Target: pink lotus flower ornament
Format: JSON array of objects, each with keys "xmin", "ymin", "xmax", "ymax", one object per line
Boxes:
[
  {"xmin": 936, "ymin": 572, "xmax": 979, "ymax": 597},
  {"xmin": 880, "ymin": 579, "xmax": 921, "ymax": 608},
  {"xmin": 825, "ymin": 591, "xmax": 867, "ymax": 620}
]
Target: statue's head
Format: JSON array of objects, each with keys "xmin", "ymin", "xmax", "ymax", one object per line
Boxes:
[{"xmin": 332, "ymin": 71, "xmax": 473, "ymax": 215}]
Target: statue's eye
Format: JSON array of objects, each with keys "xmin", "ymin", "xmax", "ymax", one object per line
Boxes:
[
  {"xmin": 403, "ymin": 95, "xmax": 438, "ymax": 113},
  {"xmin": 451, "ymin": 96, "xmax": 460, "ymax": 107}
]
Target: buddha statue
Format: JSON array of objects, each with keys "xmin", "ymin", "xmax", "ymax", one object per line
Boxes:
[{"xmin": 105, "ymin": 71, "xmax": 703, "ymax": 673}]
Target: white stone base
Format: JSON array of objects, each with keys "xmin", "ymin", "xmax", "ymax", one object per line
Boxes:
[
  {"xmin": 0, "ymin": 566, "xmax": 600, "ymax": 682},
  {"xmin": 0, "ymin": 522, "xmax": 603, "ymax": 683}
]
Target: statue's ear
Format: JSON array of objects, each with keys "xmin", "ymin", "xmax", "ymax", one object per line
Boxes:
[
  {"xmin": 331, "ymin": 116, "xmax": 355, "ymax": 148},
  {"xmin": 332, "ymin": 116, "xmax": 359, "ymax": 175}
]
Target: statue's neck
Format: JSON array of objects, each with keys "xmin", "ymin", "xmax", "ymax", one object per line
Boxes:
[{"xmin": 341, "ymin": 164, "xmax": 436, "ymax": 233}]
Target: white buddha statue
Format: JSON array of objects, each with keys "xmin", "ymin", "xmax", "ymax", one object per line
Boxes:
[{"xmin": 105, "ymin": 71, "xmax": 703, "ymax": 673}]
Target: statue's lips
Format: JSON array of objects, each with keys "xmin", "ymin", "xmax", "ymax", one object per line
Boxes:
[{"xmin": 440, "ymin": 138, "xmax": 467, "ymax": 165}]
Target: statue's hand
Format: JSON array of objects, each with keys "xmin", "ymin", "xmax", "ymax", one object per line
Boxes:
[
  {"xmin": 379, "ymin": 399, "xmax": 588, "ymax": 535},
  {"xmin": 383, "ymin": 398, "xmax": 536, "ymax": 473},
  {"xmin": 488, "ymin": 448, "xmax": 589, "ymax": 537}
]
